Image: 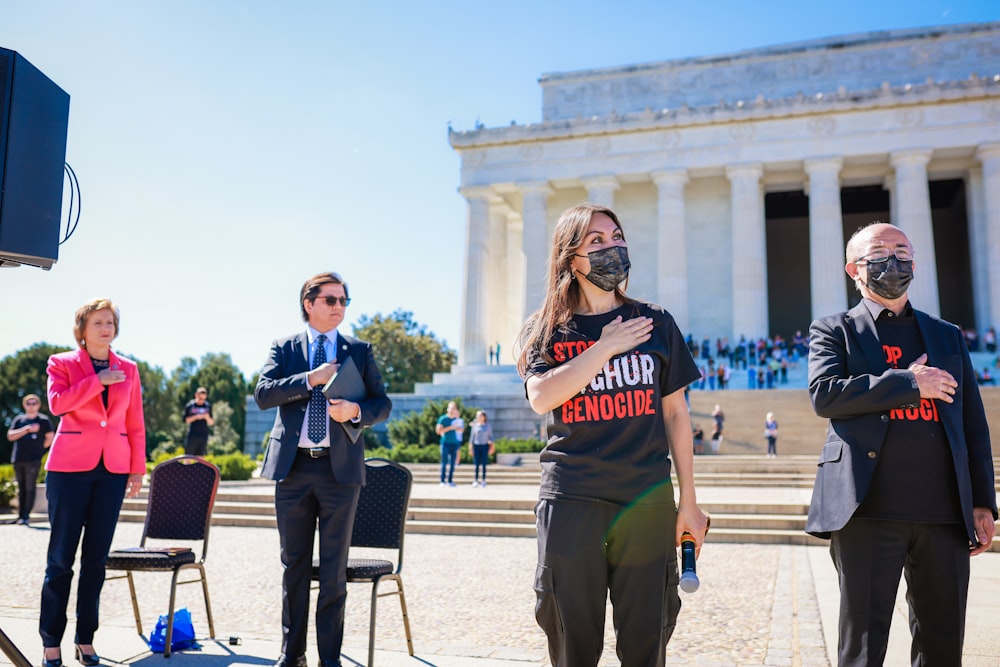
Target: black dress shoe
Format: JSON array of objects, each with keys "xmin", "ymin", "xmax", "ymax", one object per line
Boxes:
[
  {"xmin": 74, "ymin": 646, "xmax": 100, "ymax": 667},
  {"xmin": 273, "ymin": 656, "xmax": 307, "ymax": 667}
]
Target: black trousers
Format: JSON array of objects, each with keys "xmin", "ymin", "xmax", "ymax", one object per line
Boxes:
[
  {"xmin": 13, "ymin": 459, "xmax": 41, "ymax": 520},
  {"xmin": 534, "ymin": 489, "xmax": 680, "ymax": 667},
  {"xmin": 830, "ymin": 518, "xmax": 970, "ymax": 667},
  {"xmin": 184, "ymin": 433, "xmax": 208, "ymax": 457},
  {"xmin": 39, "ymin": 462, "xmax": 127, "ymax": 647},
  {"xmin": 274, "ymin": 453, "xmax": 360, "ymax": 661}
]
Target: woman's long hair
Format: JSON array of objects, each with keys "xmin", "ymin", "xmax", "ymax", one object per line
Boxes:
[{"xmin": 515, "ymin": 202, "xmax": 637, "ymax": 375}]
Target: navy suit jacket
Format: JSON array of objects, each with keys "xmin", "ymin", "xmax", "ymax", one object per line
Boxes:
[
  {"xmin": 254, "ymin": 331, "xmax": 392, "ymax": 484},
  {"xmin": 805, "ymin": 301, "xmax": 996, "ymax": 545}
]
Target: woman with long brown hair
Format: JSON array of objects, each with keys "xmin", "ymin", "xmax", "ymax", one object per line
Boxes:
[{"xmin": 517, "ymin": 202, "xmax": 707, "ymax": 667}]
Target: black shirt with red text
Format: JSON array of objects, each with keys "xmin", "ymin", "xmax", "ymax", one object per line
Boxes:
[
  {"xmin": 525, "ymin": 302, "xmax": 700, "ymax": 506},
  {"xmin": 855, "ymin": 302, "xmax": 962, "ymax": 523}
]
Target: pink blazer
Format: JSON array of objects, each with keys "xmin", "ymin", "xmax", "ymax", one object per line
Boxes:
[{"xmin": 46, "ymin": 348, "xmax": 146, "ymax": 474}]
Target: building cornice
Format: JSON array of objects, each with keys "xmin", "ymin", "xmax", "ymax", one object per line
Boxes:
[{"xmin": 449, "ymin": 78, "xmax": 1000, "ymax": 150}]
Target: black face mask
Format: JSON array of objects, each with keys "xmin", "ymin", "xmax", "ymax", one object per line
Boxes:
[
  {"xmin": 865, "ymin": 257, "xmax": 913, "ymax": 300},
  {"xmin": 575, "ymin": 246, "xmax": 631, "ymax": 292}
]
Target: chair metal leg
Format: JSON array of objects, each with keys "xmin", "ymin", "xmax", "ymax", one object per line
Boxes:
[
  {"xmin": 196, "ymin": 565, "xmax": 215, "ymax": 638},
  {"xmin": 366, "ymin": 575, "xmax": 414, "ymax": 665},
  {"xmin": 393, "ymin": 576, "xmax": 414, "ymax": 656},
  {"xmin": 126, "ymin": 572, "xmax": 144, "ymax": 636},
  {"xmin": 164, "ymin": 568, "xmax": 182, "ymax": 658},
  {"xmin": 368, "ymin": 580, "xmax": 379, "ymax": 667}
]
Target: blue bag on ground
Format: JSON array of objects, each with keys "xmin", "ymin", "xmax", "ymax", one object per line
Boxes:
[{"xmin": 149, "ymin": 607, "xmax": 197, "ymax": 653}]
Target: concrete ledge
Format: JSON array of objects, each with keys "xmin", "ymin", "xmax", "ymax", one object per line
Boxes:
[{"xmin": 496, "ymin": 453, "xmax": 522, "ymax": 466}]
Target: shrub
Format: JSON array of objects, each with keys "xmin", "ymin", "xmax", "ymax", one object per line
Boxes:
[
  {"xmin": 149, "ymin": 440, "xmax": 183, "ymax": 464},
  {"xmin": 366, "ymin": 444, "xmax": 440, "ymax": 463},
  {"xmin": 385, "ymin": 398, "xmax": 479, "ymax": 448},
  {"xmin": 493, "ymin": 437, "xmax": 545, "ymax": 454},
  {"xmin": 0, "ymin": 465, "xmax": 14, "ymax": 508},
  {"xmin": 205, "ymin": 452, "xmax": 257, "ymax": 481},
  {"xmin": 145, "ymin": 451, "xmax": 257, "ymax": 481}
]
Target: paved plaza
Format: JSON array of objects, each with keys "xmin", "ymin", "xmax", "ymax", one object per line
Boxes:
[{"xmin": 2, "ymin": 483, "xmax": 1000, "ymax": 666}]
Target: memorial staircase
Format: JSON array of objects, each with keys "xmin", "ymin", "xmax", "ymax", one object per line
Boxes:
[
  {"xmin": 113, "ymin": 451, "xmax": 1000, "ymax": 552},
  {"xmin": 78, "ymin": 384, "xmax": 995, "ymax": 551}
]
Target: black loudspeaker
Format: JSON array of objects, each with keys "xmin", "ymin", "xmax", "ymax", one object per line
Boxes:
[{"xmin": 0, "ymin": 47, "xmax": 70, "ymax": 270}]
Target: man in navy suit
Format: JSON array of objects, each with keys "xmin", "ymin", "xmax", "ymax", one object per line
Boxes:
[
  {"xmin": 806, "ymin": 222, "xmax": 996, "ymax": 666},
  {"xmin": 255, "ymin": 272, "xmax": 392, "ymax": 667}
]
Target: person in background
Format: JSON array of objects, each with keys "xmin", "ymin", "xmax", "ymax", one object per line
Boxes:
[
  {"xmin": 41, "ymin": 298, "xmax": 146, "ymax": 667},
  {"xmin": 468, "ymin": 410, "xmax": 494, "ymax": 487},
  {"xmin": 182, "ymin": 387, "xmax": 214, "ymax": 456},
  {"xmin": 6, "ymin": 394, "xmax": 54, "ymax": 524},
  {"xmin": 710, "ymin": 404, "xmax": 724, "ymax": 453},
  {"xmin": 692, "ymin": 424, "xmax": 705, "ymax": 455},
  {"xmin": 806, "ymin": 222, "xmax": 995, "ymax": 665},
  {"xmin": 517, "ymin": 202, "xmax": 707, "ymax": 666},
  {"xmin": 764, "ymin": 412, "xmax": 778, "ymax": 458},
  {"xmin": 435, "ymin": 401, "xmax": 464, "ymax": 487}
]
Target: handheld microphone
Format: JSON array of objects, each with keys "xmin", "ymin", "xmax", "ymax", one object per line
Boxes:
[{"xmin": 679, "ymin": 532, "xmax": 699, "ymax": 593}]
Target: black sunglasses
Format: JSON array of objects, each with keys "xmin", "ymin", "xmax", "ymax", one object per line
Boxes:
[{"xmin": 313, "ymin": 295, "xmax": 351, "ymax": 307}]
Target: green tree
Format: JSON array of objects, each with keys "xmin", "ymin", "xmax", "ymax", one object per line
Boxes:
[
  {"xmin": 173, "ymin": 353, "xmax": 248, "ymax": 451},
  {"xmin": 386, "ymin": 397, "xmax": 478, "ymax": 448},
  {"xmin": 128, "ymin": 356, "xmax": 179, "ymax": 459},
  {"xmin": 206, "ymin": 400, "xmax": 239, "ymax": 455},
  {"xmin": 352, "ymin": 310, "xmax": 456, "ymax": 394},
  {"xmin": 0, "ymin": 343, "xmax": 72, "ymax": 463}
]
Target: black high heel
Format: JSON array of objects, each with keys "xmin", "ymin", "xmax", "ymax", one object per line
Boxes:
[
  {"xmin": 41, "ymin": 652, "xmax": 62, "ymax": 667},
  {"xmin": 74, "ymin": 646, "xmax": 100, "ymax": 667}
]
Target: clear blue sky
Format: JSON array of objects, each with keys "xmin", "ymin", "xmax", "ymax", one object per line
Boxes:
[{"xmin": 2, "ymin": 1, "xmax": 997, "ymax": 378}]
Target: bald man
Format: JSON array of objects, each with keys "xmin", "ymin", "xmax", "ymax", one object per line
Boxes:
[{"xmin": 805, "ymin": 221, "xmax": 996, "ymax": 666}]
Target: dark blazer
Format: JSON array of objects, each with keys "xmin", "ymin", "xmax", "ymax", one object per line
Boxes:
[
  {"xmin": 805, "ymin": 301, "xmax": 996, "ymax": 544},
  {"xmin": 254, "ymin": 331, "xmax": 391, "ymax": 484}
]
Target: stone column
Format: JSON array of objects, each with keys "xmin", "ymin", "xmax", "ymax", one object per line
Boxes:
[
  {"xmin": 966, "ymin": 166, "xmax": 990, "ymax": 331},
  {"xmin": 651, "ymin": 169, "xmax": 690, "ymax": 330},
  {"xmin": 726, "ymin": 163, "xmax": 768, "ymax": 339},
  {"xmin": 976, "ymin": 143, "xmax": 1000, "ymax": 330},
  {"xmin": 889, "ymin": 149, "xmax": 939, "ymax": 316},
  {"xmin": 519, "ymin": 180, "xmax": 554, "ymax": 317},
  {"xmin": 487, "ymin": 200, "xmax": 511, "ymax": 363},
  {"xmin": 804, "ymin": 157, "xmax": 847, "ymax": 318},
  {"xmin": 581, "ymin": 175, "xmax": 620, "ymax": 208},
  {"xmin": 458, "ymin": 186, "xmax": 495, "ymax": 365},
  {"xmin": 505, "ymin": 213, "xmax": 525, "ymax": 361}
]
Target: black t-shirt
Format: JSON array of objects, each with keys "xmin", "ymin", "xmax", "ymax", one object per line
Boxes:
[
  {"xmin": 10, "ymin": 413, "xmax": 53, "ymax": 463},
  {"xmin": 524, "ymin": 302, "xmax": 700, "ymax": 506},
  {"xmin": 90, "ymin": 357, "xmax": 111, "ymax": 407},
  {"xmin": 855, "ymin": 304, "xmax": 963, "ymax": 523},
  {"xmin": 183, "ymin": 400, "xmax": 213, "ymax": 438}
]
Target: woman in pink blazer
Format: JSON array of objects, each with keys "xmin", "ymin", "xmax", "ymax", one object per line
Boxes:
[{"xmin": 40, "ymin": 298, "xmax": 145, "ymax": 667}]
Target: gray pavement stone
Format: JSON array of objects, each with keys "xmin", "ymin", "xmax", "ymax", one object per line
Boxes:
[{"xmin": 3, "ymin": 488, "xmax": 1000, "ymax": 666}]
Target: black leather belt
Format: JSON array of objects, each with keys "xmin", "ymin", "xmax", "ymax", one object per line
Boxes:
[{"xmin": 298, "ymin": 447, "xmax": 330, "ymax": 459}]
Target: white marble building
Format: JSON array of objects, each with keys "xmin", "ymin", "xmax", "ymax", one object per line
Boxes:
[{"xmin": 449, "ymin": 22, "xmax": 1000, "ymax": 366}]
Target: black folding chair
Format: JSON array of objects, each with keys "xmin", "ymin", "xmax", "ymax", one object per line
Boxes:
[
  {"xmin": 106, "ymin": 455, "xmax": 220, "ymax": 657},
  {"xmin": 313, "ymin": 457, "xmax": 414, "ymax": 666}
]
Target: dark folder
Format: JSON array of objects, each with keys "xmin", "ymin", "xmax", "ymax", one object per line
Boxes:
[{"xmin": 321, "ymin": 356, "xmax": 366, "ymax": 443}]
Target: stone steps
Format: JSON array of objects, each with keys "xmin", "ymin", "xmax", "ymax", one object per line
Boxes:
[{"xmin": 93, "ymin": 455, "xmax": 1000, "ymax": 553}]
